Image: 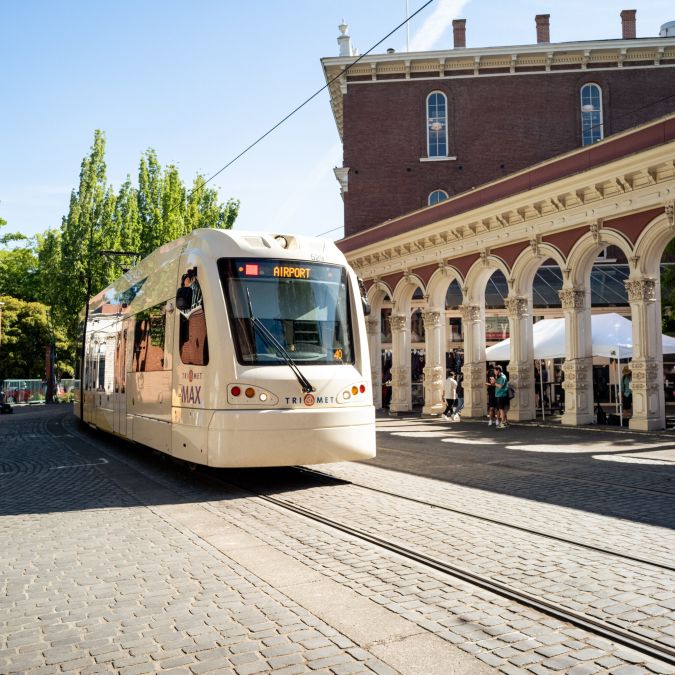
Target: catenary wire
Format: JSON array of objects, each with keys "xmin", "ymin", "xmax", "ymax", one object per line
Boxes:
[{"xmin": 183, "ymin": 1, "xmax": 435, "ymax": 205}]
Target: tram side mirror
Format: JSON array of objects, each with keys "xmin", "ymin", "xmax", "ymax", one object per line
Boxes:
[
  {"xmin": 362, "ymin": 297, "xmax": 371, "ymax": 316},
  {"xmin": 176, "ymin": 286, "xmax": 192, "ymax": 311}
]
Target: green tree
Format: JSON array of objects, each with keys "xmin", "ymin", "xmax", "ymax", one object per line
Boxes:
[
  {"xmin": 137, "ymin": 149, "xmax": 164, "ymax": 256},
  {"xmin": 59, "ymin": 130, "xmax": 112, "ymax": 343},
  {"xmin": 115, "ymin": 177, "xmax": 142, "ymax": 256},
  {"xmin": 0, "ymin": 244, "xmax": 40, "ymax": 301},
  {"xmin": 0, "ymin": 295, "xmax": 70, "ymax": 383},
  {"xmin": 187, "ymin": 175, "xmax": 239, "ymax": 231}
]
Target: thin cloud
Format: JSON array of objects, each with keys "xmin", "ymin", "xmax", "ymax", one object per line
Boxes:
[{"xmin": 409, "ymin": 0, "xmax": 472, "ymax": 52}]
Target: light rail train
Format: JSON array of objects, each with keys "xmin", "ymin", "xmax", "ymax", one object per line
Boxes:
[{"xmin": 75, "ymin": 229, "xmax": 376, "ymax": 466}]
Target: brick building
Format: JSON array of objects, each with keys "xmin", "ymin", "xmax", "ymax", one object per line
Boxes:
[
  {"xmin": 319, "ymin": 11, "xmax": 675, "ymax": 429},
  {"xmin": 322, "ymin": 11, "xmax": 675, "ymax": 236}
]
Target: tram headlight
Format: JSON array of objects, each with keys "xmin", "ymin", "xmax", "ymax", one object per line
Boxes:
[{"xmin": 259, "ymin": 393, "xmax": 268, "ymax": 402}]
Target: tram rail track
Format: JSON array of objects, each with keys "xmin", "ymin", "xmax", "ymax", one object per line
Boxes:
[
  {"xmin": 298, "ymin": 465, "xmax": 675, "ymax": 572},
  {"xmin": 212, "ymin": 470, "xmax": 675, "ymax": 667},
  {"xmin": 48, "ymin": 412, "xmax": 675, "ymax": 669},
  {"xmin": 221, "ymin": 470, "xmax": 675, "ymax": 668}
]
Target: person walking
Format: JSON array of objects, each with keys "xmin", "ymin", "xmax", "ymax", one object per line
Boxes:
[
  {"xmin": 486, "ymin": 367, "xmax": 497, "ymax": 426},
  {"xmin": 455, "ymin": 374, "xmax": 464, "ymax": 416},
  {"xmin": 441, "ymin": 371, "xmax": 458, "ymax": 420},
  {"xmin": 494, "ymin": 365, "xmax": 510, "ymax": 428}
]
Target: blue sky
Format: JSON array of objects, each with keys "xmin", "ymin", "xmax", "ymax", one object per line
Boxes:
[{"xmin": 1, "ymin": 0, "xmax": 672, "ymax": 243}]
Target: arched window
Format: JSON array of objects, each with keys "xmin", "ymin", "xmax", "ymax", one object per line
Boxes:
[
  {"xmin": 428, "ymin": 190, "xmax": 449, "ymax": 206},
  {"xmin": 580, "ymin": 83, "xmax": 603, "ymax": 146},
  {"xmin": 426, "ymin": 91, "xmax": 448, "ymax": 158}
]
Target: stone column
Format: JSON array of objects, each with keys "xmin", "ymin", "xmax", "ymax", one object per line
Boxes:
[
  {"xmin": 389, "ymin": 314, "xmax": 411, "ymax": 414},
  {"xmin": 559, "ymin": 288, "xmax": 594, "ymax": 426},
  {"xmin": 625, "ymin": 278, "xmax": 665, "ymax": 430},
  {"xmin": 422, "ymin": 310, "xmax": 445, "ymax": 416},
  {"xmin": 459, "ymin": 304, "xmax": 485, "ymax": 418},
  {"xmin": 366, "ymin": 318, "xmax": 382, "ymax": 409},
  {"xmin": 505, "ymin": 296, "xmax": 535, "ymax": 421}
]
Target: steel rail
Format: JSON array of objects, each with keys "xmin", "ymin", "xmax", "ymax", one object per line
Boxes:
[
  {"xmin": 298, "ymin": 466, "xmax": 675, "ymax": 572},
  {"xmin": 250, "ymin": 487, "xmax": 675, "ymax": 667},
  {"xmin": 51, "ymin": 414, "xmax": 675, "ymax": 667}
]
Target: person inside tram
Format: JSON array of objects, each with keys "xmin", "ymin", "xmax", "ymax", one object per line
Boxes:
[{"xmin": 486, "ymin": 366, "xmax": 497, "ymax": 426}]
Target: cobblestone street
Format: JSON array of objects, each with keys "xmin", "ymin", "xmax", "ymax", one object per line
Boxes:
[{"xmin": 2, "ymin": 405, "xmax": 675, "ymax": 674}]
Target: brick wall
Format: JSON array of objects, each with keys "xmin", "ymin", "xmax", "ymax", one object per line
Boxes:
[{"xmin": 342, "ymin": 67, "xmax": 675, "ymax": 236}]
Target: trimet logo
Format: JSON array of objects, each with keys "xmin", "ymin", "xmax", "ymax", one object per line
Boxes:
[{"xmin": 303, "ymin": 393, "xmax": 315, "ymax": 407}]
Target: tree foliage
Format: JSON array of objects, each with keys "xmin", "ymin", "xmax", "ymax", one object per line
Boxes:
[
  {"xmin": 0, "ymin": 129, "xmax": 240, "ymax": 379},
  {"xmin": 0, "ymin": 295, "xmax": 71, "ymax": 382}
]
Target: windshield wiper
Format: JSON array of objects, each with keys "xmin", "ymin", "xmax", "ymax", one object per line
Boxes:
[{"xmin": 245, "ymin": 289, "xmax": 314, "ymax": 394}]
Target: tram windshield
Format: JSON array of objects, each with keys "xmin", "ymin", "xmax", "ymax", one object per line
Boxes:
[{"xmin": 219, "ymin": 258, "xmax": 354, "ymax": 365}]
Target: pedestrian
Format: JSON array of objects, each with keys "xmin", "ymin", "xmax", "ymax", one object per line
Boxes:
[
  {"xmin": 441, "ymin": 371, "xmax": 458, "ymax": 420},
  {"xmin": 486, "ymin": 367, "xmax": 497, "ymax": 426},
  {"xmin": 494, "ymin": 364, "xmax": 510, "ymax": 428},
  {"xmin": 455, "ymin": 374, "xmax": 464, "ymax": 416},
  {"xmin": 621, "ymin": 366, "xmax": 632, "ymax": 419}
]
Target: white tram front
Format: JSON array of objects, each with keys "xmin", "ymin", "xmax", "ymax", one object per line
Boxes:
[{"xmin": 76, "ymin": 229, "xmax": 376, "ymax": 467}]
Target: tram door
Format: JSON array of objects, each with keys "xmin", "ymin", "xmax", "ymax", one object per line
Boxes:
[{"xmin": 113, "ymin": 321, "xmax": 128, "ymax": 436}]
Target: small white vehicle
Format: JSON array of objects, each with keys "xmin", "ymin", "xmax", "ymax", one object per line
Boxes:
[{"xmin": 76, "ymin": 229, "xmax": 376, "ymax": 467}]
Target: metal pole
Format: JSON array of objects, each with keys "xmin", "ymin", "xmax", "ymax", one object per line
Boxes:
[
  {"xmin": 406, "ymin": 0, "xmax": 410, "ymax": 51},
  {"xmin": 79, "ymin": 223, "xmax": 95, "ymax": 422}
]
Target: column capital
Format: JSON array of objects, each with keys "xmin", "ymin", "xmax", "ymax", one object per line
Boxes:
[
  {"xmin": 458, "ymin": 304, "xmax": 481, "ymax": 322},
  {"xmin": 505, "ymin": 296, "xmax": 528, "ymax": 318},
  {"xmin": 422, "ymin": 310, "xmax": 441, "ymax": 329},
  {"xmin": 625, "ymin": 278, "xmax": 656, "ymax": 304},
  {"xmin": 366, "ymin": 318, "xmax": 380, "ymax": 336},
  {"xmin": 558, "ymin": 288, "xmax": 586, "ymax": 311},
  {"xmin": 389, "ymin": 314, "xmax": 407, "ymax": 332}
]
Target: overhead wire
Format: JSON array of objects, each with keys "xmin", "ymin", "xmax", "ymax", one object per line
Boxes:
[
  {"xmin": 185, "ymin": 1, "xmax": 435, "ymax": 203},
  {"xmin": 183, "ymin": 5, "xmax": 675, "ymax": 241}
]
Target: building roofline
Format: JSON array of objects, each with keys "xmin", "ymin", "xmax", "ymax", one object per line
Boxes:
[
  {"xmin": 336, "ymin": 111, "xmax": 675, "ymax": 255},
  {"xmin": 322, "ymin": 35, "xmax": 675, "ymax": 140}
]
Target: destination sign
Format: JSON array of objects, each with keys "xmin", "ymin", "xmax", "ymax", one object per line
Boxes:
[{"xmin": 231, "ymin": 259, "xmax": 341, "ymax": 283}]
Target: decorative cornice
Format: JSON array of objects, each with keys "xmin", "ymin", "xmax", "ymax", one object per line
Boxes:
[
  {"xmin": 323, "ymin": 38, "xmax": 675, "ymax": 139},
  {"xmin": 666, "ymin": 200, "xmax": 675, "ymax": 227}
]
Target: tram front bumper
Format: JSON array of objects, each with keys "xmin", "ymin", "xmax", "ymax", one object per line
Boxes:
[{"xmin": 207, "ymin": 405, "xmax": 376, "ymax": 467}]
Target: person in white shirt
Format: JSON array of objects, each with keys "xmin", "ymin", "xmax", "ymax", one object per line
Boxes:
[{"xmin": 442, "ymin": 371, "xmax": 458, "ymax": 420}]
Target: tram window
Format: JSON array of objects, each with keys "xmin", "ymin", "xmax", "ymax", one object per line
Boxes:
[
  {"xmin": 132, "ymin": 304, "xmax": 167, "ymax": 372},
  {"xmin": 178, "ymin": 273, "xmax": 209, "ymax": 366}
]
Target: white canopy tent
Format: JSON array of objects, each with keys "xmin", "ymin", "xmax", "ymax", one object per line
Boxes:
[{"xmin": 485, "ymin": 312, "xmax": 675, "ymax": 361}]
